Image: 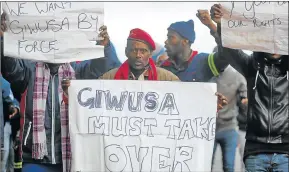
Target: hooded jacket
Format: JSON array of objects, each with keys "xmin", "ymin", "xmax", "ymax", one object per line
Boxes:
[{"xmin": 216, "ymin": 26, "xmax": 289, "ymax": 158}]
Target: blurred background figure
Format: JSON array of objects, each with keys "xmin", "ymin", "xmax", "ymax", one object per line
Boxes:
[{"xmin": 151, "ymin": 42, "xmax": 168, "ymax": 66}]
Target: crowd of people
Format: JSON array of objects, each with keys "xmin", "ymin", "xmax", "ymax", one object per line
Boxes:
[{"xmin": 1, "ymin": 3, "xmax": 288, "ymax": 172}]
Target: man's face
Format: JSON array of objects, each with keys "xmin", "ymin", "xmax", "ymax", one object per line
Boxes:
[
  {"xmin": 126, "ymin": 40, "xmax": 151, "ymax": 70},
  {"xmin": 164, "ymin": 30, "xmax": 184, "ymax": 58}
]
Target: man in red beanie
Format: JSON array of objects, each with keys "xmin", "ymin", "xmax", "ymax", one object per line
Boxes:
[
  {"xmin": 95, "ymin": 28, "xmax": 180, "ymax": 80},
  {"xmin": 62, "ymin": 28, "xmax": 228, "ymax": 108},
  {"xmin": 61, "ymin": 28, "xmax": 180, "ymax": 104}
]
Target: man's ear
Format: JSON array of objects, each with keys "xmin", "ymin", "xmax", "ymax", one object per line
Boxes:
[
  {"xmin": 182, "ymin": 39, "xmax": 189, "ymax": 46},
  {"xmin": 125, "ymin": 47, "xmax": 129, "ymax": 58}
]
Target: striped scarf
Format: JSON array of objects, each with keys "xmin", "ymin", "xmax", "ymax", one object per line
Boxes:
[{"xmin": 32, "ymin": 62, "xmax": 75, "ymax": 172}]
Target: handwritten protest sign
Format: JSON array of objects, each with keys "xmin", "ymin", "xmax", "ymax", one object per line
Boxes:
[
  {"xmin": 221, "ymin": 2, "xmax": 288, "ymax": 55},
  {"xmin": 69, "ymin": 80, "xmax": 217, "ymax": 172},
  {"xmin": 2, "ymin": 2, "xmax": 104, "ymax": 63}
]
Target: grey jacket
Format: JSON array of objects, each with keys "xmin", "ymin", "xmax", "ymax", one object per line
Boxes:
[
  {"xmin": 211, "ymin": 65, "xmax": 247, "ymax": 132},
  {"xmin": 1, "ymin": 46, "xmax": 112, "ymax": 164}
]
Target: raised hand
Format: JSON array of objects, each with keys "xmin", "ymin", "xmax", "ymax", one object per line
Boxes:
[
  {"xmin": 196, "ymin": 9, "xmax": 214, "ymax": 27},
  {"xmin": 210, "ymin": 4, "xmax": 223, "ymax": 25},
  {"xmin": 216, "ymin": 92, "xmax": 228, "ymax": 111},
  {"xmin": 96, "ymin": 25, "xmax": 110, "ymax": 47},
  {"xmin": 0, "ymin": 12, "xmax": 8, "ymax": 36}
]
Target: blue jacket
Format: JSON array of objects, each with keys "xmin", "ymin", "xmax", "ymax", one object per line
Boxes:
[
  {"xmin": 1, "ymin": 76, "xmax": 20, "ymax": 149},
  {"xmin": 161, "ymin": 52, "xmax": 228, "ymax": 82},
  {"xmin": 107, "ymin": 43, "xmax": 121, "ymax": 68},
  {"xmin": 1, "ymin": 76, "xmax": 19, "ymax": 122}
]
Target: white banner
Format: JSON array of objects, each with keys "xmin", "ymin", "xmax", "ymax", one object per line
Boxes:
[
  {"xmin": 221, "ymin": 2, "xmax": 288, "ymax": 55},
  {"xmin": 69, "ymin": 80, "xmax": 217, "ymax": 172},
  {"xmin": 2, "ymin": 2, "xmax": 105, "ymax": 63}
]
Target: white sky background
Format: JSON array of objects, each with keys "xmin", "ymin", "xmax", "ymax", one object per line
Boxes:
[{"xmin": 104, "ymin": 2, "xmax": 219, "ymax": 62}]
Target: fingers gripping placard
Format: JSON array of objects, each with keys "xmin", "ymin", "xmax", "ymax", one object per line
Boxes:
[
  {"xmin": 2, "ymin": 2, "xmax": 105, "ymax": 63},
  {"xmin": 69, "ymin": 80, "xmax": 217, "ymax": 172}
]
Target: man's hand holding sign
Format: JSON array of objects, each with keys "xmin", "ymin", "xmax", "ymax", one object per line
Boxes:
[
  {"xmin": 212, "ymin": 2, "xmax": 288, "ymax": 55},
  {"xmin": 2, "ymin": 2, "xmax": 107, "ymax": 63}
]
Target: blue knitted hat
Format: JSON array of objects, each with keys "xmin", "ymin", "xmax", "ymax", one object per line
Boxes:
[{"xmin": 168, "ymin": 20, "xmax": 196, "ymax": 43}]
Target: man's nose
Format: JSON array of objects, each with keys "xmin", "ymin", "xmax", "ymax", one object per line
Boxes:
[
  {"xmin": 164, "ymin": 39, "xmax": 168, "ymax": 45},
  {"xmin": 136, "ymin": 51, "xmax": 142, "ymax": 58}
]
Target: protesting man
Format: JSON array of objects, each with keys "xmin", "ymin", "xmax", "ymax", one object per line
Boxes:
[
  {"xmin": 99, "ymin": 28, "xmax": 179, "ymax": 81},
  {"xmin": 211, "ymin": 4, "xmax": 289, "ymax": 171},
  {"xmin": 160, "ymin": 17, "xmax": 227, "ymax": 82},
  {"xmin": 157, "ymin": 15, "xmax": 229, "ymax": 114},
  {"xmin": 63, "ymin": 28, "xmax": 179, "ymax": 87},
  {"xmin": 1, "ymin": 13, "xmax": 113, "ymax": 172}
]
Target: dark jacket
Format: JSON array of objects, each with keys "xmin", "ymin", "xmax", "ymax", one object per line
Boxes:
[
  {"xmin": 216, "ymin": 25, "xmax": 289, "ymax": 155},
  {"xmin": 1, "ymin": 45, "xmax": 112, "ymax": 165},
  {"xmin": 218, "ymin": 45, "xmax": 289, "ymax": 144}
]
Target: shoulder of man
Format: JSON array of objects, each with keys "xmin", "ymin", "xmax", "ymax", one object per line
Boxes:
[
  {"xmin": 156, "ymin": 67, "xmax": 180, "ymax": 81},
  {"xmin": 195, "ymin": 52, "xmax": 211, "ymax": 62},
  {"xmin": 196, "ymin": 52, "xmax": 221, "ymax": 77},
  {"xmin": 99, "ymin": 68, "xmax": 119, "ymax": 80},
  {"xmin": 190, "ymin": 52, "xmax": 211, "ymax": 67}
]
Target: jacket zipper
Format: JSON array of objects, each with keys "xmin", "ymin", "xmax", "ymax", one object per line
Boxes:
[
  {"xmin": 268, "ymin": 64, "xmax": 274, "ymax": 143},
  {"xmin": 51, "ymin": 75, "xmax": 56, "ymax": 164},
  {"xmin": 24, "ymin": 121, "xmax": 32, "ymax": 146}
]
